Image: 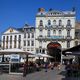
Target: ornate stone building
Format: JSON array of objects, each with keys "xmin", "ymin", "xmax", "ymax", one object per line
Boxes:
[
  {"xmin": 75, "ymin": 22, "xmax": 80, "ymax": 45},
  {"xmin": 35, "ymin": 8, "xmax": 75, "ymax": 55}
]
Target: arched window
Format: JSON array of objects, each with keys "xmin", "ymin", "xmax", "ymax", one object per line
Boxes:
[
  {"xmin": 53, "ymin": 30, "xmax": 56, "ymax": 34},
  {"xmin": 53, "ymin": 20, "xmax": 56, "ymax": 25},
  {"xmin": 59, "ymin": 20, "xmax": 62, "ymax": 26},
  {"xmin": 48, "ymin": 20, "xmax": 51, "ymax": 25},
  {"xmin": 67, "ymin": 30, "xmax": 70, "ymax": 36},
  {"xmin": 67, "ymin": 20, "xmax": 71, "ymax": 26},
  {"xmin": 59, "ymin": 30, "xmax": 62, "ymax": 35},
  {"xmin": 47, "ymin": 29, "xmax": 50, "ymax": 37},
  {"xmin": 39, "ymin": 20, "xmax": 43, "ymax": 26}
]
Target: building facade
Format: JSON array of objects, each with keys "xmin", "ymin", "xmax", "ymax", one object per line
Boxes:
[
  {"xmin": 35, "ymin": 8, "xmax": 75, "ymax": 54},
  {"xmin": 1, "ymin": 8, "xmax": 76, "ymax": 56},
  {"xmin": 1, "ymin": 24, "xmax": 35, "ymax": 53},
  {"xmin": 75, "ymin": 22, "xmax": 80, "ymax": 45}
]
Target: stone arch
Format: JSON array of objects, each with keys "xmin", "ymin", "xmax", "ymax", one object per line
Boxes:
[{"xmin": 47, "ymin": 42, "xmax": 61, "ymax": 62}]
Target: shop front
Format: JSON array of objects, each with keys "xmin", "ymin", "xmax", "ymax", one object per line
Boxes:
[{"xmin": 0, "ymin": 49, "xmax": 32, "ymax": 74}]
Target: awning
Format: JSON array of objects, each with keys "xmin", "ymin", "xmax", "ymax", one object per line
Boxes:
[
  {"xmin": 62, "ymin": 44, "xmax": 80, "ymax": 55},
  {"xmin": 62, "ymin": 55, "xmax": 74, "ymax": 59},
  {"xmin": 0, "ymin": 49, "xmax": 33, "ymax": 55},
  {"xmin": 34, "ymin": 53, "xmax": 53, "ymax": 58}
]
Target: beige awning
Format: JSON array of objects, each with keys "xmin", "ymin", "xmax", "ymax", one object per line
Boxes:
[
  {"xmin": 0, "ymin": 49, "xmax": 33, "ymax": 55},
  {"xmin": 63, "ymin": 55, "xmax": 74, "ymax": 59}
]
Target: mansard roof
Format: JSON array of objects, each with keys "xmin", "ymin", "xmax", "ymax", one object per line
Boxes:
[{"xmin": 36, "ymin": 9, "xmax": 75, "ymax": 17}]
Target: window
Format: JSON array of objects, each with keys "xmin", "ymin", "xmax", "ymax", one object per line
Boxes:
[
  {"xmin": 28, "ymin": 33, "xmax": 30, "ymax": 38},
  {"xmin": 42, "ymin": 49, "xmax": 45, "ymax": 54},
  {"xmin": 6, "ymin": 36, "xmax": 8, "ymax": 41},
  {"xmin": 59, "ymin": 20, "xmax": 62, "ymax": 26},
  {"xmin": 14, "ymin": 35, "xmax": 17, "ymax": 48},
  {"xmin": 10, "ymin": 36, "xmax": 12, "ymax": 48},
  {"xmin": 53, "ymin": 20, "xmax": 56, "ymax": 25},
  {"xmin": 40, "ymin": 49, "xmax": 41, "ymax": 53},
  {"xmin": 36, "ymin": 49, "xmax": 39, "ymax": 53},
  {"xmin": 14, "ymin": 35, "xmax": 17, "ymax": 41},
  {"xmin": 27, "ymin": 40, "xmax": 30, "ymax": 46},
  {"xmin": 75, "ymin": 41, "xmax": 78, "ymax": 46},
  {"xmin": 3, "ymin": 36, "xmax": 5, "ymax": 41},
  {"xmin": 53, "ymin": 30, "xmax": 56, "ymax": 34},
  {"xmin": 6, "ymin": 36, "xmax": 8, "ymax": 49},
  {"xmin": 31, "ymin": 41, "xmax": 34, "ymax": 46},
  {"xmin": 19, "ymin": 35, "xmax": 21, "ymax": 40},
  {"xmin": 24, "ymin": 33, "xmax": 26, "ymax": 38},
  {"xmin": 48, "ymin": 20, "xmax": 51, "ymax": 25},
  {"xmin": 47, "ymin": 29, "xmax": 50, "ymax": 37},
  {"xmin": 18, "ymin": 41, "xmax": 21, "ymax": 49},
  {"xmin": 24, "ymin": 41, "xmax": 26, "ymax": 46},
  {"xmin": 59, "ymin": 30, "xmax": 62, "ymax": 35},
  {"xmin": 67, "ymin": 41, "xmax": 70, "ymax": 48},
  {"xmin": 67, "ymin": 30, "xmax": 70, "ymax": 36},
  {"xmin": 39, "ymin": 20, "xmax": 43, "ymax": 26},
  {"xmin": 67, "ymin": 20, "xmax": 71, "ymax": 26},
  {"xmin": 32, "ymin": 33, "xmax": 34, "ymax": 38}
]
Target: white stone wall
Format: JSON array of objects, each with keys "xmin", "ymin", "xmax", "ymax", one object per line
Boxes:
[{"xmin": 35, "ymin": 10, "xmax": 75, "ymax": 52}]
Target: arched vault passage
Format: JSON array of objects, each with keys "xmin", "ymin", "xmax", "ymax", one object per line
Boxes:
[{"xmin": 47, "ymin": 42, "xmax": 61, "ymax": 62}]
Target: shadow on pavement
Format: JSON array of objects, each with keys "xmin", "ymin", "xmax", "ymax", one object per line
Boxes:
[{"xmin": 59, "ymin": 71, "xmax": 80, "ymax": 80}]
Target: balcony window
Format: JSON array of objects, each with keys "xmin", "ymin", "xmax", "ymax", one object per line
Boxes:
[
  {"xmin": 39, "ymin": 20, "xmax": 43, "ymax": 26},
  {"xmin": 14, "ymin": 35, "xmax": 17, "ymax": 41},
  {"xmin": 6, "ymin": 36, "xmax": 9, "ymax": 41},
  {"xmin": 24, "ymin": 33, "xmax": 26, "ymax": 38},
  {"xmin": 47, "ymin": 29, "xmax": 50, "ymax": 37},
  {"xmin": 67, "ymin": 30, "xmax": 70, "ymax": 36},
  {"xmin": 53, "ymin": 20, "xmax": 56, "ymax": 25},
  {"xmin": 53, "ymin": 30, "xmax": 56, "ymax": 34},
  {"xmin": 36, "ymin": 49, "xmax": 39, "ymax": 53},
  {"xmin": 19, "ymin": 35, "xmax": 21, "ymax": 40},
  {"xmin": 31, "ymin": 41, "xmax": 34, "ymax": 46},
  {"xmin": 59, "ymin": 20, "xmax": 62, "ymax": 26},
  {"xmin": 59, "ymin": 30, "xmax": 62, "ymax": 35},
  {"xmin": 28, "ymin": 33, "xmax": 30, "ymax": 38},
  {"xmin": 67, "ymin": 20, "xmax": 71, "ymax": 26},
  {"xmin": 67, "ymin": 41, "xmax": 70, "ymax": 48},
  {"xmin": 32, "ymin": 33, "xmax": 34, "ymax": 38},
  {"xmin": 48, "ymin": 20, "xmax": 51, "ymax": 25},
  {"xmin": 27, "ymin": 40, "xmax": 30, "ymax": 46},
  {"xmin": 24, "ymin": 41, "xmax": 26, "ymax": 46},
  {"xmin": 3, "ymin": 36, "xmax": 5, "ymax": 41},
  {"xmin": 18, "ymin": 41, "xmax": 21, "ymax": 49}
]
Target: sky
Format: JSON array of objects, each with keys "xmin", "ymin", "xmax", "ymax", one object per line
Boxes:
[{"xmin": 0, "ymin": 0, "xmax": 80, "ymax": 33}]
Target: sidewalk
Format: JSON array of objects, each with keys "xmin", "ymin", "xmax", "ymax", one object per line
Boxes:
[{"xmin": 0, "ymin": 66, "xmax": 65, "ymax": 80}]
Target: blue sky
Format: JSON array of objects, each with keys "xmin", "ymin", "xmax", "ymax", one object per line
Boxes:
[{"xmin": 0, "ymin": 0, "xmax": 80, "ymax": 33}]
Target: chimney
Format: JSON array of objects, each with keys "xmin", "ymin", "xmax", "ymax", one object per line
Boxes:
[{"xmin": 38, "ymin": 8, "xmax": 45, "ymax": 12}]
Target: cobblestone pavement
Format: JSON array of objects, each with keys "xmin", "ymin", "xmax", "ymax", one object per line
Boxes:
[{"xmin": 0, "ymin": 66, "xmax": 66, "ymax": 80}]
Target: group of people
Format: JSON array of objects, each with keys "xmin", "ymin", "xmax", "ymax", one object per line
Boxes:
[
  {"xmin": 65, "ymin": 63, "xmax": 80, "ymax": 77},
  {"xmin": 23, "ymin": 60, "xmax": 61, "ymax": 77}
]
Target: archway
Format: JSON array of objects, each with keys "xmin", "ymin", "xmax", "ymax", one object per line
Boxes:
[{"xmin": 47, "ymin": 42, "xmax": 61, "ymax": 62}]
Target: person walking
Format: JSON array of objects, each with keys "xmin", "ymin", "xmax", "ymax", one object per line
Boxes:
[{"xmin": 45, "ymin": 60, "xmax": 49, "ymax": 72}]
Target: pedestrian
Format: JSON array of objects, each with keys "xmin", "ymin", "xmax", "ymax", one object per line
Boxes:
[{"xmin": 45, "ymin": 60, "xmax": 48, "ymax": 72}]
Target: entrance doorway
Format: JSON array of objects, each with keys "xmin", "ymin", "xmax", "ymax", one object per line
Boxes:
[{"xmin": 47, "ymin": 42, "xmax": 61, "ymax": 62}]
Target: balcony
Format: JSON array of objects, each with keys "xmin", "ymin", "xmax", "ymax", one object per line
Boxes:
[
  {"xmin": 57, "ymin": 25, "xmax": 64, "ymax": 29},
  {"xmin": 36, "ymin": 35, "xmax": 64, "ymax": 41},
  {"xmin": 45, "ymin": 25, "xmax": 52, "ymax": 29},
  {"xmin": 66, "ymin": 25, "xmax": 72, "ymax": 29},
  {"xmin": 52, "ymin": 25, "xmax": 57, "ymax": 29},
  {"xmin": 65, "ymin": 36, "xmax": 72, "ymax": 40}
]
